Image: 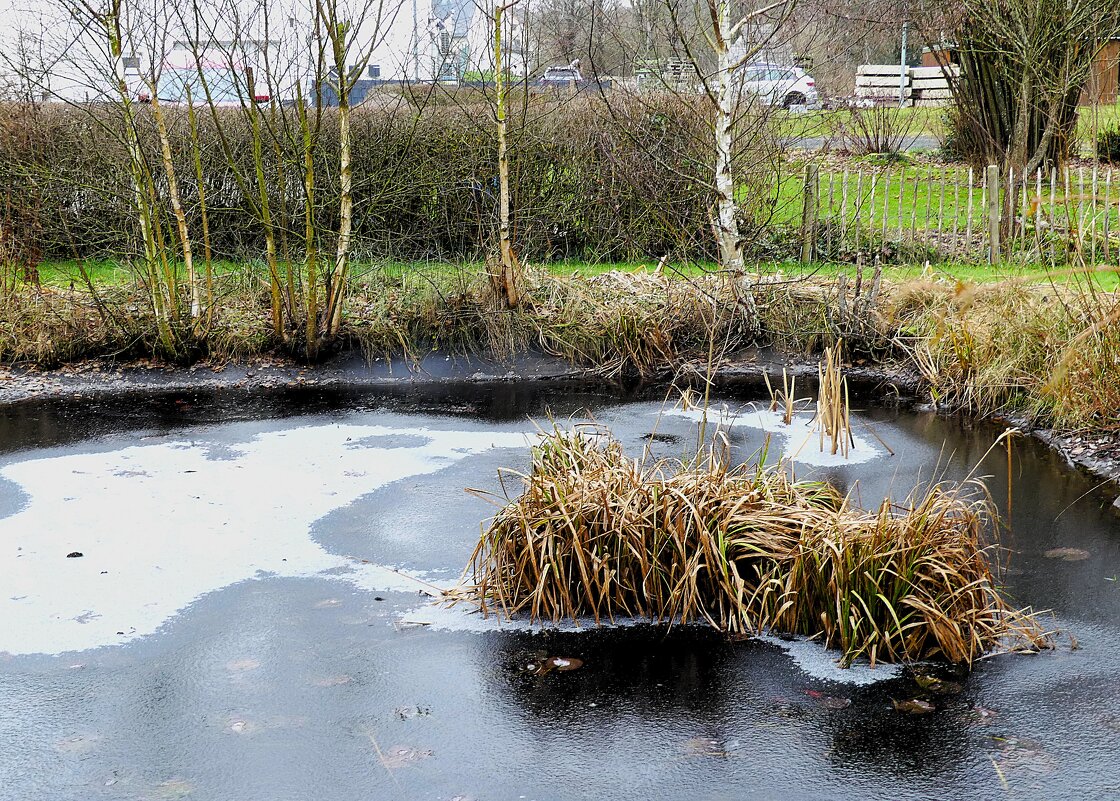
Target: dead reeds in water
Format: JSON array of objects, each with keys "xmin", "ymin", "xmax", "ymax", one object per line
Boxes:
[
  {"xmin": 763, "ymin": 368, "xmax": 799, "ymax": 425},
  {"xmin": 815, "ymin": 343, "xmax": 852, "ymax": 457},
  {"xmin": 459, "ymin": 427, "xmax": 1050, "ymax": 666}
]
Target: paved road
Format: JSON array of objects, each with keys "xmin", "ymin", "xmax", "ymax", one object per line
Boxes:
[{"xmin": 788, "ymin": 134, "xmax": 941, "ymax": 152}]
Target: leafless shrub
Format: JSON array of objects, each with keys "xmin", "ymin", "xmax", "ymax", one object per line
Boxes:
[{"xmin": 839, "ymin": 102, "xmax": 919, "ymax": 156}]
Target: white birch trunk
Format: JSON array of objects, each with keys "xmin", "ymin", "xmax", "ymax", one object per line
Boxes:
[
  {"xmin": 329, "ymin": 94, "xmax": 352, "ymax": 337},
  {"xmin": 712, "ymin": 0, "xmax": 743, "ymax": 272},
  {"xmin": 151, "ymin": 92, "xmax": 201, "ymax": 330},
  {"xmin": 494, "ymin": 2, "xmax": 520, "ymax": 307},
  {"xmin": 105, "ymin": 7, "xmax": 176, "ymax": 355}
]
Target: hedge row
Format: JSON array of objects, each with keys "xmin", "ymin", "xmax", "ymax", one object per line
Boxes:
[{"xmin": 0, "ymin": 94, "xmax": 776, "ymax": 266}]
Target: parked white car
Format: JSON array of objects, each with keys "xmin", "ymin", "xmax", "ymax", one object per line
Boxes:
[{"xmin": 738, "ymin": 63, "xmax": 819, "ymax": 109}]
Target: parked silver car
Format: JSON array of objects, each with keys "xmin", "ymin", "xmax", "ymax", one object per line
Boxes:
[
  {"xmin": 536, "ymin": 61, "xmax": 584, "ymax": 88},
  {"xmin": 738, "ymin": 63, "xmax": 819, "ymax": 108}
]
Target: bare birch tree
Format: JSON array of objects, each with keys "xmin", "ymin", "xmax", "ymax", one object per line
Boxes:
[
  {"xmin": 492, "ymin": 0, "xmax": 522, "ymax": 307},
  {"xmin": 316, "ymin": 0, "xmax": 398, "ymax": 338},
  {"xmin": 42, "ymin": 0, "xmax": 184, "ymax": 355},
  {"xmin": 653, "ymin": 0, "xmax": 795, "ymax": 269}
]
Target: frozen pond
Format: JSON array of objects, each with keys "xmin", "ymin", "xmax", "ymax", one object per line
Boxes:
[{"xmin": 2, "ymin": 382, "xmax": 1119, "ymax": 800}]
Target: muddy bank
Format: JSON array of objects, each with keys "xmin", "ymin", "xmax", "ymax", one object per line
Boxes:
[
  {"xmin": 3, "ymin": 347, "xmax": 1120, "ymax": 494},
  {"xmin": 0, "ymin": 346, "xmax": 923, "ymax": 406},
  {"xmin": 0, "ymin": 351, "xmax": 592, "ymax": 404}
]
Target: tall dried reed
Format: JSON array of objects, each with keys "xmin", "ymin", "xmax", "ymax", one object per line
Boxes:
[{"xmin": 814, "ymin": 343, "xmax": 852, "ymax": 457}]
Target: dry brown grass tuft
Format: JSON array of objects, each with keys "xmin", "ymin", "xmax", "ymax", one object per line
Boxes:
[
  {"xmin": 347, "ymin": 268, "xmax": 758, "ymax": 379},
  {"xmin": 889, "ymin": 279, "xmax": 1074, "ymax": 414},
  {"xmin": 9, "ymin": 264, "xmax": 1120, "ymax": 437},
  {"xmin": 0, "ymin": 286, "xmax": 135, "ymax": 365},
  {"xmin": 887, "ymin": 276, "xmax": 1120, "ymax": 430},
  {"xmin": 525, "ymin": 270, "xmax": 754, "ymax": 378},
  {"xmin": 456, "ymin": 427, "xmax": 1051, "ymax": 666}
]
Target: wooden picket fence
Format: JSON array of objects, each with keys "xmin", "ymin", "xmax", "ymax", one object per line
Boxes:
[{"xmin": 799, "ymin": 162, "xmax": 1120, "ymax": 265}]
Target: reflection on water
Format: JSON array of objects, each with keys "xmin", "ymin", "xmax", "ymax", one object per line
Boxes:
[{"xmin": 483, "ymin": 626, "xmax": 984, "ymax": 782}]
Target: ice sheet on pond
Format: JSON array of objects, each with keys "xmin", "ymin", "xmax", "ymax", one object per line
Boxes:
[
  {"xmin": 0, "ymin": 404, "xmax": 884, "ymax": 667},
  {"xmin": 0, "ymin": 423, "xmax": 529, "ymax": 656}
]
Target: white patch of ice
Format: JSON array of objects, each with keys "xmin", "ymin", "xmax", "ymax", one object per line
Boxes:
[
  {"xmin": 664, "ymin": 406, "xmax": 882, "ymax": 466},
  {"xmin": 401, "ymin": 602, "xmax": 900, "ymax": 685},
  {"xmin": 758, "ymin": 633, "xmax": 902, "ymax": 685},
  {"xmin": 0, "ymin": 424, "xmax": 529, "ymax": 656},
  {"xmin": 398, "ymin": 600, "xmax": 650, "ymax": 633}
]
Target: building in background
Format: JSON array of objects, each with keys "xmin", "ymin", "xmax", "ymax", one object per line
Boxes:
[
  {"xmin": 1082, "ymin": 37, "xmax": 1120, "ymax": 106},
  {"xmin": 126, "ymin": 39, "xmax": 281, "ymax": 104},
  {"xmin": 923, "ymin": 39, "xmax": 1120, "ymax": 106},
  {"xmin": 356, "ymin": 0, "xmax": 526, "ymax": 87},
  {"xmin": 0, "ymin": 0, "xmax": 528, "ymax": 105}
]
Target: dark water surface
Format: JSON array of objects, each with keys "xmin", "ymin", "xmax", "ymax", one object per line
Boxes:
[{"xmin": 2, "ymin": 382, "xmax": 1119, "ymax": 801}]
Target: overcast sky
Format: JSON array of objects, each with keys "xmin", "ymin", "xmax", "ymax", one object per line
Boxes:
[{"xmin": 0, "ymin": 0, "xmax": 513, "ymax": 98}]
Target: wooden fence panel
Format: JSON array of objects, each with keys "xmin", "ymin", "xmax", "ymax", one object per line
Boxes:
[{"xmin": 801, "ymin": 161, "xmax": 1120, "ymax": 267}]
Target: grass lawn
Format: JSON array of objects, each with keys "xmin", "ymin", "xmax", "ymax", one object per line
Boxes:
[
  {"xmin": 1079, "ymin": 104, "xmax": 1120, "ymax": 148},
  {"xmin": 778, "ymin": 103, "xmax": 1120, "ymax": 156},
  {"xmin": 29, "ymin": 256, "xmax": 1120, "ymax": 293},
  {"xmin": 762, "ymin": 158, "xmax": 1120, "ymax": 253},
  {"xmin": 775, "ymin": 106, "xmax": 945, "ymax": 144},
  {"xmin": 779, "ymin": 102, "xmax": 1120, "ymax": 147},
  {"xmin": 35, "ymin": 259, "xmax": 257, "ymax": 287}
]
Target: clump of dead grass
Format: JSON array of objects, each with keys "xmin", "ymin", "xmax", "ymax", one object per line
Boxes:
[
  {"xmin": 527, "ymin": 270, "xmax": 754, "ymax": 378},
  {"xmin": 889, "ymin": 279, "xmax": 1076, "ymax": 414},
  {"xmin": 1039, "ymin": 293, "xmax": 1120, "ymax": 430},
  {"xmin": 457, "ymin": 426, "xmax": 1050, "ymax": 666},
  {"xmin": 347, "ymin": 267, "xmax": 757, "ymax": 378},
  {"xmin": 887, "ymin": 275, "xmax": 1120, "ymax": 430},
  {"xmin": 814, "ymin": 342, "xmax": 852, "ymax": 456},
  {"xmin": 10, "ymin": 263, "xmax": 1120, "ymax": 437},
  {"xmin": 0, "ymin": 285, "xmax": 138, "ymax": 365}
]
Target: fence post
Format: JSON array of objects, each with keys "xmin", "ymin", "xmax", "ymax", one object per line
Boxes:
[
  {"xmin": 801, "ymin": 163, "xmax": 820, "ymax": 263},
  {"xmin": 986, "ymin": 163, "xmax": 1000, "ymax": 265}
]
